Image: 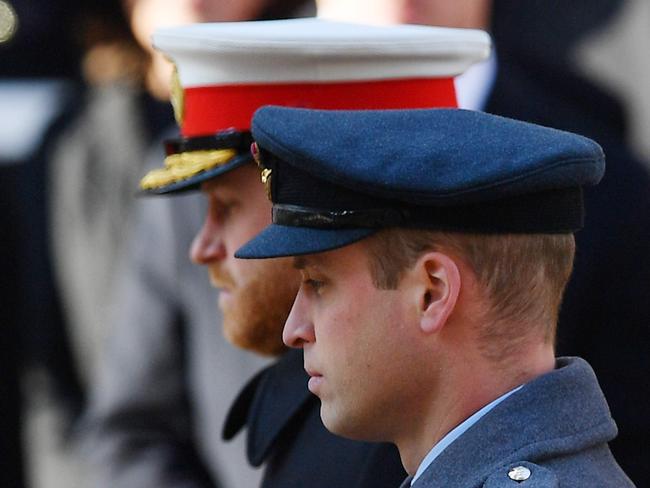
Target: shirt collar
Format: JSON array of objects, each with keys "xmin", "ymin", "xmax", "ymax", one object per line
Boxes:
[
  {"xmin": 411, "ymin": 383, "xmax": 523, "ymax": 485},
  {"xmin": 454, "ymin": 51, "xmax": 497, "ymax": 111}
]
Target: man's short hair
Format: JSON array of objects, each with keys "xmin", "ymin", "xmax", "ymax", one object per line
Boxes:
[{"xmin": 365, "ymin": 229, "xmax": 575, "ymax": 358}]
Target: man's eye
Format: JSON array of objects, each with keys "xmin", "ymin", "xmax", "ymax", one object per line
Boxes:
[
  {"xmin": 304, "ymin": 278, "xmax": 324, "ymax": 293},
  {"xmin": 215, "ymin": 201, "xmax": 237, "ymax": 219}
]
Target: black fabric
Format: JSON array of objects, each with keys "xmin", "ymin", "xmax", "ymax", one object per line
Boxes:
[
  {"xmin": 225, "ymin": 349, "xmax": 407, "ymax": 488},
  {"xmin": 272, "ymin": 187, "xmax": 584, "ymax": 233},
  {"xmin": 164, "ymin": 130, "xmax": 253, "ymax": 156},
  {"xmin": 141, "ymin": 91, "xmax": 176, "ymax": 143},
  {"xmin": 222, "ymin": 367, "xmax": 267, "ymax": 442},
  {"xmin": 0, "ymin": 164, "xmax": 27, "ymax": 488},
  {"xmin": 488, "ymin": 2, "xmax": 650, "ymax": 484},
  {"xmin": 0, "ymin": 0, "xmax": 83, "ymax": 78},
  {"xmin": 259, "ymin": 0, "xmax": 314, "ymax": 20}
]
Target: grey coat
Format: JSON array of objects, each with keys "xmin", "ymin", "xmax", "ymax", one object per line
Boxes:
[
  {"xmin": 48, "ymin": 84, "xmax": 155, "ymax": 384},
  {"xmin": 81, "ymin": 151, "xmax": 269, "ymax": 488},
  {"xmin": 403, "ymin": 357, "xmax": 634, "ymax": 487}
]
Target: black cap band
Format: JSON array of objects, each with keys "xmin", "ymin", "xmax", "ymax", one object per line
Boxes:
[
  {"xmin": 272, "ymin": 187, "xmax": 584, "ymax": 234},
  {"xmin": 164, "ymin": 129, "xmax": 253, "ymax": 155}
]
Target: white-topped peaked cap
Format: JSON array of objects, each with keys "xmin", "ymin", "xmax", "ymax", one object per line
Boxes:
[
  {"xmin": 152, "ymin": 18, "xmax": 491, "ymax": 137},
  {"xmin": 139, "ymin": 18, "xmax": 490, "ymax": 194},
  {"xmin": 154, "ymin": 18, "xmax": 490, "ymax": 86}
]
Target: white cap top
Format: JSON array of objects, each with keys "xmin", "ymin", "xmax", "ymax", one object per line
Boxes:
[{"xmin": 153, "ymin": 18, "xmax": 491, "ymax": 86}]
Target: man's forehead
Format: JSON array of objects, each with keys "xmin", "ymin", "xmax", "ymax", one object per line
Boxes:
[
  {"xmin": 293, "ymin": 254, "xmax": 328, "ymax": 270},
  {"xmin": 200, "ymin": 178, "xmax": 223, "ymax": 194},
  {"xmin": 200, "ymin": 165, "xmax": 256, "ymax": 195},
  {"xmin": 293, "ymin": 255, "xmax": 316, "ymax": 270},
  {"xmin": 292, "ymin": 243, "xmax": 364, "ymax": 271}
]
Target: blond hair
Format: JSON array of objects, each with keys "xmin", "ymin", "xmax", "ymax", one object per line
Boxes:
[{"xmin": 365, "ymin": 229, "xmax": 575, "ymax": 358}]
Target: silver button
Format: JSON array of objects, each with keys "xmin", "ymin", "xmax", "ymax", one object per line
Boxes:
[{"xmin": 508, "ymin": 466, "xmax": 531, "ymax": 482}]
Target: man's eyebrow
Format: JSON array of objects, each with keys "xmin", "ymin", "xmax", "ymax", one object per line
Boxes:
[
  {"xmin": 200, "ymin": 181, "xmax": 217, "ymax": 194},
  {"xmin": 293, "ymin": 257, "xmax": 308, "ymax": 270},
  {"xmin": 293, "ymin": 256, "xmax": 325, "ymax": 271}
]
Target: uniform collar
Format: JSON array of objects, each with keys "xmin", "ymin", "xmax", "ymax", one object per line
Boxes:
[
  {"xmin": 412, "ymin": 357, "xmax": 618, "ymax": 487},
  {"xmin": 412, "ymin": 384, "xmax": 523, "ymax": 484},
  {"xmin": 222, "ymin": 348, "xmax": 314, "ymax": 466}
]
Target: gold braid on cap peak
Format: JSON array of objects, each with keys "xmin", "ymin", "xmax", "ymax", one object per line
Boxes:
[{"xmin": 139, "ymin": 148, "xmax": 237, "ymax": 190}]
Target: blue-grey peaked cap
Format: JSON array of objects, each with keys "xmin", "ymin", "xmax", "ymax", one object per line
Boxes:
[{"xmin": 236, "ymin": 107, "xmax": 605, "ymax": 259}]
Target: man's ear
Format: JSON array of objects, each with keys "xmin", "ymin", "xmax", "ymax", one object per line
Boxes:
[{"xmin": 415, "ymin": 252, "xmax": 461, "ymax": 334}]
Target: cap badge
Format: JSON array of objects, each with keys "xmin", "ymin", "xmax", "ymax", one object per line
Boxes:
[
  {"xmin": 261, "ymin": 168, "xmax": 273, "ymax": 199},
  {"xmin": 252, "ymin": 143, "xmax": 273, "ymax": 199},
  {"xmin": 169, "ymin": 63, "xmax": 185, "ymax": 127}
]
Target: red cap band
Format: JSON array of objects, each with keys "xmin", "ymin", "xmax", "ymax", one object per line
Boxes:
[{"xmin": 181, "ymin": 78, "xmax": 457, "ymax": 137}]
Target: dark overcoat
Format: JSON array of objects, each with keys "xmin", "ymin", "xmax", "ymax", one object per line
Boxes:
[{"xmin": 224, "ymin": 348, "xmax": 407, "ymax": 488}]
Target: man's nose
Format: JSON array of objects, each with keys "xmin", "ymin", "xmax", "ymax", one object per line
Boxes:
[
  {"xmin": 190, "ymin": 215, "xmax": 226, "ymax": 264},
  {"xmin": 283, "ymin": 288, "xmax": 315, "ymax": 348}
]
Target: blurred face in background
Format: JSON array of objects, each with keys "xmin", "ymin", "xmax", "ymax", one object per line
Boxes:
[
  {"xmin": 126, "ymin": 0, "xmax": 271, "ymax": 98},
  {"xmin": 190, "ymin": 164, "xmax": 300, "ymax": 356},
  {"xmin": 316, "ymin": 0, "xmax": 491, "ymax": 28},
  {"xmin": 128, "ymin": 0, "xmax": 268, "ymax": 46}
]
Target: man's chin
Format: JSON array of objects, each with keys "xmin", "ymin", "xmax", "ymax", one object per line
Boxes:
[
  {"xmin": 321, "ymin": 404, "xmax": 376, "ymax": 442},
  {"xmin": 320, "ymin": 403, "xmax": 350, "ymax": 438},
  {"xmin": 215, "ymin": 266, "xmax": 298, "ymax": 357},
  {"xmin": 222, "ymin": 317, "xmax": 287, "ymax": 357},
  {"xmin": 217, "ymin": 289, "xmax": 232, "ymax": 309}
]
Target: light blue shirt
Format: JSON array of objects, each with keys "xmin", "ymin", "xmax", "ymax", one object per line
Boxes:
[
  {"xmin": 454, "ymin": 51, "xmax": 497, "ymax": 111},
  {"xmin": 411, "ymin": 384, "xmax": 524, "ymax": 485}
]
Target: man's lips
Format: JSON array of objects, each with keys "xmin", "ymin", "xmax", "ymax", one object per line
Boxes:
[
  {"xmin": 208, "ymin": 270, "xmax": 236, "ymax": 294},
  {"xmin": 208, "ymin": 274, "xmax": 234, "ymax": 308},
  {"xmin": 305, "ymin": 366, "xmax": 324, "ymax": 394},
  {"xmin": 209, "ymin": 276, "xmax": 232, "ymax": 291},
  {"xmin": 305, "ymin": 366, "xmax": 321, "ymax": 377}
]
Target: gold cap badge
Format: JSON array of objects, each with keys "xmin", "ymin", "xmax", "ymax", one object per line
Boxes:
[
  {"xmin": 252, "ymin": 142, "xmax": 273, "ymax": 199},
  {"xmin": 170, "ymin": 63, "xmax": 185, "ymax": 127}
]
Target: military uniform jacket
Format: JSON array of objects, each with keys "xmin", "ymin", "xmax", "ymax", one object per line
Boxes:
[
  {"xmin": 224, "ymin": 348, "xmax": 407, "ymax": 488},
  {"xmin": 401, "ymin": 357, "xmax": 634, "ymax": 488},
  {"xmin": 486, "ymin": 10, "xmax": 650, "ymax": 482}
]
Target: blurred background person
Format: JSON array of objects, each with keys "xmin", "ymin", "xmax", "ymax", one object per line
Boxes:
[
  {"xmin": 58, "ymin": 1, "xmax": 314, "ymax": 488},
  {"xmin": 317, "ymin": 0, "xmax": 650, "ymax": 485},
  {"xmin": 1, "ymin": 1, "xmax": 86, "ymax": 487},
  {"xmin": 0, "ymin": 0, "xmax": 311, "ymax": 487}
]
